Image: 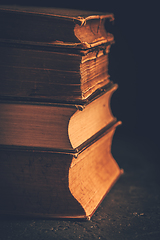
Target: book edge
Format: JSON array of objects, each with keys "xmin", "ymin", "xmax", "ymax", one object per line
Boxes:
[
  {"xmin": 0, "ymin": 120, "xmax": 121, "ymax": 155},
  {"xmin": 87, "ymin": 168, "xmax": 124, "ymax": 220},
  {"xmin": 0, "ymin": 5, "xmax": 114, "ymax": 23}
]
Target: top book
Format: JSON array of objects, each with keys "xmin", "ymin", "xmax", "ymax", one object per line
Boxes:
[{"xmin": 0, "ymin": 5, "xmax": 114, "ymax": 49}]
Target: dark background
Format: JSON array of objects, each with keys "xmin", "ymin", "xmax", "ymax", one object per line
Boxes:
[{"xmin": 1, "ymin": 0, "xmax": 159, "ymax": 146}]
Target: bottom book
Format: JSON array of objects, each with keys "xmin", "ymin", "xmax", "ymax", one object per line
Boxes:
[{"xmin": 0, "ymin": 122, "xmax": 123, "ymax": 220}]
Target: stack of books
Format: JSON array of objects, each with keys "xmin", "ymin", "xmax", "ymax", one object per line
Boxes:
[{"xmin": 0, "ymin": 5, "xmax": 123, "ymax": 220}]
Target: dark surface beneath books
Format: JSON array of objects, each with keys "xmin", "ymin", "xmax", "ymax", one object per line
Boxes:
[{"xmin": 0, "ymin": 133, "xmax": 159, "ymax": 240}]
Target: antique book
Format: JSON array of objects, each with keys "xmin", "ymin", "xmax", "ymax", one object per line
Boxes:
[
  {"xmin": 0, "ymin": 5, "xmax": 114, "ymax": 48},
  {"xmin": 0, "ymin": 44, "xmax": 111, "ymax": 101},
  {"xmin": 0, "ymin": 5, "xmax": 122, "ymax": 220},
  {"xmin": 0, "ymin": 83, "xmax": 117, "ymax": 152},
  {"xmin": 0, "ymin": 5, "xmax": 114, "ymax": 101},
  {"xmin": 0, "ymin": 121, "xmax": 123, "ymax": 219}
]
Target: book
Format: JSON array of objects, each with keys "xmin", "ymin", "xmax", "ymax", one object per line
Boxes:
[
  {"xmin": 0, "ymin": 43, "xmax": 111, "ymax": 101},
  {"xmin": 0, "ymin": 121, "xmax": 123, "ymax": 220},
  {"xmin": 0, "ymin": 5, "xmax": 114, "ymax": 101},
  {"xmin": 0, "ymin": 6, "xmax": 122, "ymax": 219},
  {"xmin": 0, "ymin": 5, "xmax": 114, "ymax": 48},
  {"xmin": 0, "ymin": 83, "xmax": 117, "ymax": 152}
]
